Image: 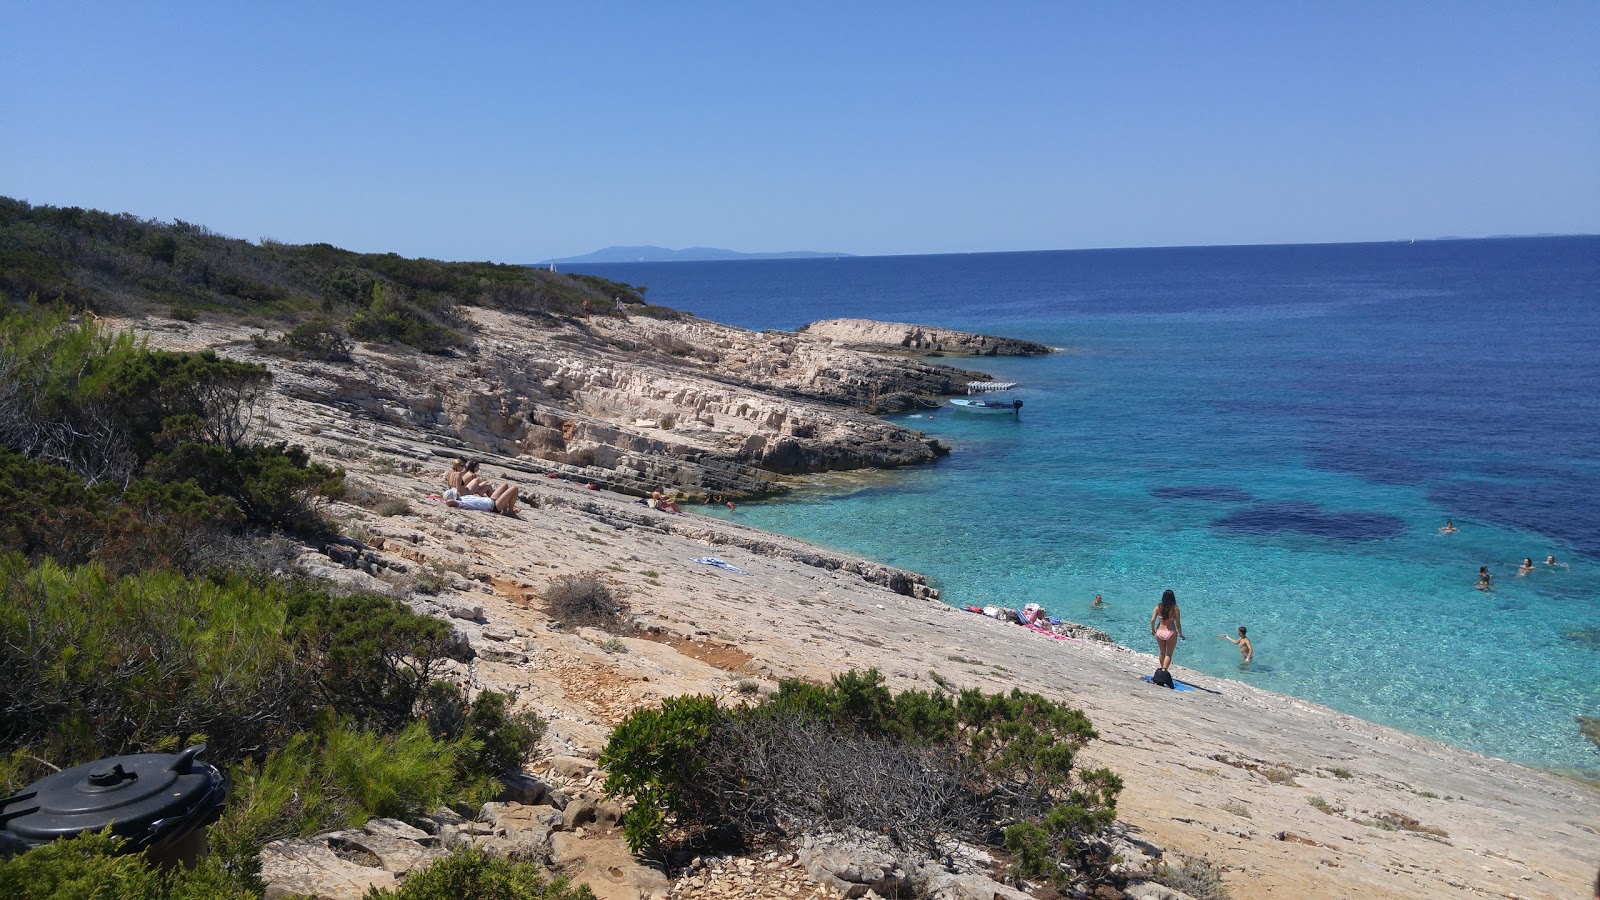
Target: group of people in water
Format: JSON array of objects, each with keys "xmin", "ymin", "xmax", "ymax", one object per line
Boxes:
[
  {"xmin": 1096, "ymin": 514, "xmax": 1575, "ymax": 679},
  {"xmin": 1443, "ymin": 519, "xmax": 1565, "ymax": 591}
]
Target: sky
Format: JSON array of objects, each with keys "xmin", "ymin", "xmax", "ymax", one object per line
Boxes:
[{"xmin": 3, "ymin": 2, "xmax": 1597, "ymax": 261}]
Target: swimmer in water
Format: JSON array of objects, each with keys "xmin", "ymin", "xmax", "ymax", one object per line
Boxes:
[
  {"xmin": 1439, "ymin": 519, "xmax": 1457, "ymax": 534},
  {"xmin": 1517, "ymin": 557, "xmax": 1535, "ymax": 577},
  {"xmin": 1218, "ymin": 626, "xmax": 1252, "ymax": 665},
  {"xmin": 1091, "ymin": 593, "xmax": 1107, "ymax": 609},
  {"xmin": 1475, "ymin": 565, "xmax": 1493, "ymax": 591}
]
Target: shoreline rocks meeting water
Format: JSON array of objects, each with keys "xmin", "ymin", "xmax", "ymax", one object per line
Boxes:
[{"xmin": 115, "ymin": 306, "xmax": 1600, "ymax": 898}]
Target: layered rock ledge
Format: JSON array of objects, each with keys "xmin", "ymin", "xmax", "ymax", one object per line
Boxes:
[
  {"xmin": 141, "ymin": 309, "xmax": 1001, "ymax": 501},
  {"xmin": 796, "ymin": 318, "xmax": 1055, "ymax": 356}
]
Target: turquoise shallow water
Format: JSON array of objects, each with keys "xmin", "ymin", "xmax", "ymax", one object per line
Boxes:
[{"xmin": 575, "ymin": 239, "xmax": 1600, "ymax": 774}]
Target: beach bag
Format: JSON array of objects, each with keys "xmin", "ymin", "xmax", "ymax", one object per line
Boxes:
[{"xmin": 1152, "ymin": 668, "xmax": 1174, "ymax": 689}]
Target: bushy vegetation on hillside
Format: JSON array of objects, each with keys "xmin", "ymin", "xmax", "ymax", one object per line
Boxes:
[
  {"xmin": 0, "ymin": 305, "xmax": 342, "ymax": 566},
  {"xmin": 0, "ymin": 197, "xmax": 669, "ymax": 353},
  {"xmin": 600, "ymin": 669, "xmax": 1123, "ymax": 890},
  {"xmin": 0, "ymin": 305, "xmax": 548, "ymax": 894}
]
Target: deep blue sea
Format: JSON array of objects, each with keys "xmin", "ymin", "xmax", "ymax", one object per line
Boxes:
[{"xmin": 570, "ymin": 238, "xmax": 1600, "ymax": 775}]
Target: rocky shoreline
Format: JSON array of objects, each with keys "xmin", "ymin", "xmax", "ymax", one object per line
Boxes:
[
  {"xmin": 131, "ymin": 309, "xmax": 1600, "ymax": 899},
  {"xmin": 795, "ymin": 318, "xmax": 1055, "ymax": 357}
]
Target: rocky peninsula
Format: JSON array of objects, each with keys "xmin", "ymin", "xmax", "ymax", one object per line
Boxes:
[
  {"xmin": 796, "ymin": 318, "xmax": 1055, "ymax": 357},
  {"xmin": 129, "ymin": 307, "xmax": 1598, "ymax": 900}
]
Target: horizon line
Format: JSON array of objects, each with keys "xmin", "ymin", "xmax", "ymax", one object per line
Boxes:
[{"xmin": 535, "ymin": 232, "xmax": 1600, "ymax": 267}]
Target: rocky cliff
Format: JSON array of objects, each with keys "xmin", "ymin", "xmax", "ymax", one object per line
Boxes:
[
  {"xmin": 796, "ymin": 318, "xmax": 1055, "ymax": 356},
  {"xmin": 135, "ymin": 308, "xmax": 1004, "ymax": 500}
]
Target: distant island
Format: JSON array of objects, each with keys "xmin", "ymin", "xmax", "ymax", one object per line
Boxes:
[{"xmin": 538, "ymin": 245, "xmax": 853, "ymax": 264}]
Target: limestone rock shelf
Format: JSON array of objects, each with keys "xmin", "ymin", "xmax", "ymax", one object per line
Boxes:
[
  {"xmin": 797, "ymin": 317, "xmax": 1055, "ymax": 356},
  {"xmin": 134, "ymin": 309, "xmax": 1024, "ymax": 500}
]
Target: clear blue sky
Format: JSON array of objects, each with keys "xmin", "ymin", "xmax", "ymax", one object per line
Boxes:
[{"xmin": 3, "ymin": 2, "xmax": 1596, "ymax": 261}]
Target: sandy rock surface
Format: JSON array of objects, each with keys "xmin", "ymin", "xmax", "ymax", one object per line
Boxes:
[{"xmin": 130, "ymin": 312, "xmax": 1598, "ymax": 899}]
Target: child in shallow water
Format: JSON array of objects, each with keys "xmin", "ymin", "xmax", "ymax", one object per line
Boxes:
[{"xmin": 1219, "ymin": 626, "xmax": 1253, "ymax": 664}]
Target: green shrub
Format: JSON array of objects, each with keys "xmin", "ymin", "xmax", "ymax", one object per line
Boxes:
[
  {"xmin": 207, "ymin": 732, "xmax": 340, "ymax": 885},
  {"xmin": 208, "ymin": 715, "xmax": 499, "ymax": 886},
  {"xmin": 423, "ymin": 685, "xmax": 546, "ymax": 779},
  {"xmin": 0, "ymin": 449, "xmax": 248, "ymax": 573},
  {"xmin": 148, "ymin": 441, "xmax": 343, "ymax": 535},
  {"xmin": 0, "ymin": 555, "xmax": 310, "ymax": 766},
  {"xmin": 280, "ymin": 320, "xmax": 352, "ymax": 361},
  {"xmin": 346, "ymin": 283, "xmax": 466, "ymax": 354},
  {"xmin": 0, "ymin": 828, "xmax": 254, "ymax": 900},
  {"xmin": 366, "ymin": 846, "xmax": 596, "ymax": 899},
  {"xmin": 463, "ymin": 689, "xmax": 547, "ymax": 776},
  {"xmin": 287, "ymin": 592, "xmax": 457, "ymax": 731},
  {"xmin": 324, "ymin": 720, "xmax": 464, "ymax": 821},
  {"xmin": 598, "ymin": 694, "xmax": 722, "ymax": 854},
  {"xmin": 601, "ymin": 669, "xmax": 1122, "ymax": 877},
  {"xmin": 0, "ymin": 250, "xmax": 76, "ymax": 305}
]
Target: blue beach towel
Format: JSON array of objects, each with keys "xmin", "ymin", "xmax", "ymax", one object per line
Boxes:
[
  {"xmin": 1140, "ymin": 675, "xmax": 1199, "ymax": 692},
  {"xmin": 691, "ymin": 556, "xmax": 750, "ymax": 575}
]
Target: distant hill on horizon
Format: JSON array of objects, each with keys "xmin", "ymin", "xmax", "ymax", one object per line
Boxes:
[{"xmin": 538, "ymin": 245, "xmax": 854, "ymax": 265}]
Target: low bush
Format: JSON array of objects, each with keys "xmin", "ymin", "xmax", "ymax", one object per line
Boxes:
[
  {"xmin": 376, "ymin": 497, "xmax": 413, "ymax": 517},
  {"xmin": 423, "ymin": 685, "xmax": 547, "ymax": 778},
  {"xmin": 0, "ymin": 554, "xmax": 311, "ymax": 772},
  {"xmin": 346, "ymin": 283, "xmax": 466, "ymax": 354},
  {"xmin": 1148, "ymin": 854, "xmax": 1230, "ymax": 900},
  {"xmin": 323, "ymin": 720, "xmax": 466, "ymax": 821},
  {"xmin": 0, "ymin": 828, "xmax": 254, "ymax": 900},
  {"xmin": 148, "ymin": 441, "xmax": 343, "ymax": 536},
  {"xmin": 287, "ymin": 592, "xmax": 458, "ymax": 732},
  {"xmin": 204, "ymin": 717, "xmax": 492, "ymax": 887},
  {"xmin": 279, "ymin": 320, "xmax": 351, "ymax": 361},
  {"xmin": 601, "ymin": 669, "xmax": 1122, "ymax": 888},
  {"xmin": 599, "ymin": 695, "xmax": 721, "ymax": 856},
  {"xmin": 0, "ymin": 449, "xmax": 248, "ymax": 574},
  {"xmin": 367, "ymin": 846, "xmax": 596, "ymax": 899},
  {"xmin": 542, "ymin": 573, "xmax": 624, "ymax": 630}
]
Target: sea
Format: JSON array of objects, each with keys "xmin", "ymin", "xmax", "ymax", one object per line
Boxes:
[{"xmin": 568, "ymin": 237, "xmax": 1600, "ymax": 776}]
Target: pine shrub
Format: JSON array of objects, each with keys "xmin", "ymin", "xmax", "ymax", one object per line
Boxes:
[{"xmin": 0, "ymin": 829, "xmax": 254, "ymax": 900}]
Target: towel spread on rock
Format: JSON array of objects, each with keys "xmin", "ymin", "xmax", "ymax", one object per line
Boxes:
[
  {"xmin": 692, "ymin": 556, "xmax": 750, "ymax": 575},
  {"xmin": 1140, "ymin": 675, "xmax": 1198, "ymax": 692}
]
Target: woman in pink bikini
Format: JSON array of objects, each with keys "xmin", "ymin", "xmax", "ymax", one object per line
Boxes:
[{"xmin": 1149, "ymin": 589, "xmax": 1185, "ymax": 671}]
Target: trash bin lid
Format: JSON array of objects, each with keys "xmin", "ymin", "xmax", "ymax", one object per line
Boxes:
[{"xmin": 0, "ymin": 745, "xmax": 225, "ymax": 849}]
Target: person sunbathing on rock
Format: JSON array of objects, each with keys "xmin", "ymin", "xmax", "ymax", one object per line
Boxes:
[{"xmin": 446, "ymin": 482, "xmax": 519, "ymax": 515}]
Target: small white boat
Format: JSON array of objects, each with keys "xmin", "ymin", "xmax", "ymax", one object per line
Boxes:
[{"xmin": 948, "ymin": 381, "xmax": 1023, "ymax": 415}]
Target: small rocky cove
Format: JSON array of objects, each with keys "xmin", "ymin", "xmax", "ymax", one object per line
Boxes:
[{"xmin": 130, "ymin": 307, "xmax": 1600, "ymax": 900}]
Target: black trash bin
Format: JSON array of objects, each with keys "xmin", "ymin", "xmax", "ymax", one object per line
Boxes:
[{"xmin": 0, "ymin": 744, "xmax": 227, "ymax": 868}]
